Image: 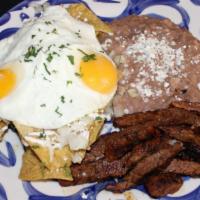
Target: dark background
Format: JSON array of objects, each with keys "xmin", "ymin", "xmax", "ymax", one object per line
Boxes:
[{"xmin": 0, "ymin": 0, "xmax": 23, "ymax": 16}]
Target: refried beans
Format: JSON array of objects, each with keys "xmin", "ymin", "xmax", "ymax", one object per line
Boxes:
[{"xmin": 99, "ymin": 15, "xmax": 200, "ymax": 116}]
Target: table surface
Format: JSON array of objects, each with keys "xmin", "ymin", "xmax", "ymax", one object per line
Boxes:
[{"xmin": 0, "ymin": 0, "xmax": 23, "ymax": 16}]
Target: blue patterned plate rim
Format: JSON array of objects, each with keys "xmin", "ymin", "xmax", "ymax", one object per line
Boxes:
[{"xmin": 0, "ymin": 0, "xmax": 200, "ymax": 200}]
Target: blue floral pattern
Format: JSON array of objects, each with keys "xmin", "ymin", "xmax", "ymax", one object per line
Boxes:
[
  {"xmin": 191, "ymin": 0, "xmax": 200, "ymax": 5},
  {"xmin": 22, "ymin": 181, "xmax": 200, "ymax": 200},
  {"xmin": 0, "ymin": 183, "xmax": 7, "ymax": 200},
  {"xmin": 0, "ymin": 141, "xmax": 16, "ymax": 167},
  {"xmin": 0, "ymin": 0, "xmax": 200, "ymax": 200}
]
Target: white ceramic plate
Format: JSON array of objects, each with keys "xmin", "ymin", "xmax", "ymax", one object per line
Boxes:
[{"xmin": 1, "ymin": 0, "xmax": 200, "ymax": 199}]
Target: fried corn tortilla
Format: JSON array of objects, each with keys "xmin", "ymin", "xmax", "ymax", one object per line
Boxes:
[
  {"xmin": 19, "ymin": 149, "xmax": 73, "ymax": 181},
  {"xmin": 67, "ymin": 3, "xmax": 112, "ymax": 34},
  {"xmin": 15, "ymin": 119, "xmax": 104, "ymax": 181}
]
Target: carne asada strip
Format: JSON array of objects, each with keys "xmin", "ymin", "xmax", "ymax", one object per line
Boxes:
[
  {"xmin": 113, "ymin": 108, "xmax": 200, "ymax": 128},
  {"xmin": 59, "ymin": 137, "xmax": 161, "ymax": 186},
  {"xmin": 177, "ymin": 144, "xmax": 200, "ymax": 163},
  {"xmin": 171, "ymin": 101, "xmax": 200, "ymax": 113},
  {"xmin": 165, "ymin": 159, "xmax": 200, "ymax": 176},
  {"xmin": 160, "ymin": 126, "xmax": 200, "ymax": 147},
  {"xmin": 83, "ymin": 125, "xmax": 156, "ymax": 163},
  {"xmin": 107, "ymin": 141, "xmax": 183, "ymax": 192},
  {"xmin": 145, "ymin": 173, "xmax": 183, "ymax": 198}
]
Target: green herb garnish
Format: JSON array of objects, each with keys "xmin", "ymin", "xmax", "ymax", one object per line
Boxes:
[
  {"xmin": 55, "ymin": 106, "xmax": 63, "ymax": 117},
  {"xmin": 43, "ymin": 63, "xmax": 51, "ymax": 75},
  {"xmin": 60, "ymin": 96, "xmax": 65, "ymax": 103},
  {"xmin": 75, "ymin": 30, "xmax": 81, "ymax": 38},
  {"xmin": 43, "ymin": 76, "xmax": 51, "ymax": 82},
  {"xmin": 67, "ymin": 55, "xmax": 74, "ymax": 65},
  {"xmin": 75, "ymin": 72, "xmax": 82, "ymax": 77},
  {"xmin": 47, "ymin": 53, "xmax": 53, "ymax": 62},
  {"xmin": 59, "ymin": 44, "xmax": 66, "ymax": 49},
  {"xmin": 95, "ymin": 116, "xmax": 103, "ymax": 121},
  {"xmin": 24, "ymin": 46, "xmax": 42, "ymax": 62},
  {"xmin": 66, "ymin": 80, "xmax": 72, "ymax": 86},
  {"xmin": 40, "ymin": 104, "xmax": 46, "ymax": 107},
  {"xmin": 45, "ymin": 21, "xmax": 52, "ymax": 25},
  {"xmin": 52, "ymin": 51, "xmax": 60, "ymax": 56},
  {"xmin": 52, "ymin": 28, "xmax": 58, "ymax": 34},
  {"xmin": 78, "ymin": 49, "xmax": 96, "ymax": 62},
  {"xmin": 47, "ymin": 45, "xmax": 53, "ymax": 51},
  {"xmin": 39, "ymin": 130, "xmax": 46, "ymax": 139},
  {"xmin": 31, "ymin": 35, "xmax": 36, "ymax": 39}
]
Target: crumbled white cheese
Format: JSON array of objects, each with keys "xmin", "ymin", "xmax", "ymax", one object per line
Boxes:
[{"xmin": 125, "ymin": 33, "xmax": 185, "ymax": 101}]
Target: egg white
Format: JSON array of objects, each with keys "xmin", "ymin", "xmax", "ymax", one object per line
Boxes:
[{"xmin": 0, "ymin": 6, "xmax": 116, "ymax": 129}]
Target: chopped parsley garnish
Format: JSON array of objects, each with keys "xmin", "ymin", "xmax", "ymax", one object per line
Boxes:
[
  {"xmin": 24, "ymin": 59, "xmax": 32, "ymax": 62},
  {"xmin": 66, "ymin": 80, "xmax": 72, "ymax": 86},
  {"xmin": 39, "ymin": 131, "xmax": 46, "ymax": 139},
  {"xmin": 45, "ymin": 21, "xmax": 52, "ymax": 25},
  {"xmin": 60, "ymin": 96, "xmax": 65, "ymax": 103},
  {"xmin": 78, "ymin": 49, "xmax": 96, "ymax": 62},
  {"xmin": 67, "ymin": 55, "xmax": 74, "ymax": 65},
  {"xmin": 40, "ymin": 104, "xmax": 46, "ymax": 107},
  {"xmin": 43, "ymin": 76, "xmax": 51, "ymax": 82},
  {"xmin": 75, "ymin": 30, "xmax": 81, "ymax": 38},
  {"xmin": 55, "ymin": 106, "xmax": 63, "ymax": 117},
  {"xmin": 47, "ymin": 45, "xmax": 53, "ymax": 51},
  {"xmin": 43, "ymin": 63, "xmax": 51, "ymax": 75},
  {"xmin": 53, "ymin": 51, "xmax": 60, "ymax": 56},
  {"xmin": 47, "ymin": 53, "xmax": 53, "ymax": 62},
  {"xmin": 24, "ymin": 46, "xmax": 42, "ymax": 62},
  {"xmin": 59, "ymin": 44, "xmax": 66, "ymax": 49},
  {"xmin": 69, "ymin": 99, "xmax": 73, "ymax": 103},
  {"xmin": 75, "ymin": 72, "xmax": 82, "ymax": 77},
  {"xmin": 52, "ymin": 28, "xmax": 58, "ymax": 34},
  {"xmin": 31, "ymin": 35, "xmax": 36, "ymax": 39},
  {"xmin": 95, "ymin": 116, "xmax": 103, "ymax": 121}
]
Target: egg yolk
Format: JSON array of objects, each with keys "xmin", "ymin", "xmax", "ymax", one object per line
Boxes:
[
  {"xmin": 0, "ymin": 69, "xmax": 16, "ymax": 99},
  {"xmin": 80, "ymin": 54, "xmax": 117, "ymax": 94}
]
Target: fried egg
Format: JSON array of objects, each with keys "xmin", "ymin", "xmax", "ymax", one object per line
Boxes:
[{"xmin": 0, "ymin": 6, "xmax": 117, "ymax": 129}]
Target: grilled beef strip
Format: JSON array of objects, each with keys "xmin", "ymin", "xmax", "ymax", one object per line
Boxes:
[
  {"xmin": 83, "ymin": 125, "xmax": 156, "ymax": 163},
  {"xmin": 59, "ymin": 137, "xmax": 161, "ymax": 186},
  {"xmin": 113, "ymin": 108, "xmax": 200, "ymax": 128},
  {"xmin": 164, "ymin": 159, "xmax": 200, "ymax": 176},
  {"xmin": 171, "ymin": 101, "xmax": 200, "ymax": 113},
  {"xmin": 177, "ymin": 144, "xmax": 200, "ymax": 163},
  {"xmin": 160, "ymin": 126, "xmax": 200, "ymax": 148},
  {"xmin": 144, "ymin": 173, "xmax": 183, "ymax": 198},
  {"xmin": 107, "ymin": 140, "xmax": 183, "ymax": 193}
]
